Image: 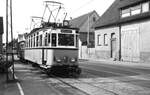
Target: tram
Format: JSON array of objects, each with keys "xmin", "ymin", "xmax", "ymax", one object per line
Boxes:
[
  {"xmin": 24, "ymin": 20, "xmax": 81, "ymax": 76},
  {"xmin": 18, "ymin": 1, "xmax": 81, "ymax": 76}
]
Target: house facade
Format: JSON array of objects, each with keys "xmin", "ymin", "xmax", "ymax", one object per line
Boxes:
[
  {"xmin": 0, "ymin": 17, "xmax": 4, "ymax": 54},
  {"xmin": 94, "ymin": 0, "xmax": 150, "ymax": 62},
  {"xmin": 69, "ymin": 10, "xmax": 99, "ymax": 59}
]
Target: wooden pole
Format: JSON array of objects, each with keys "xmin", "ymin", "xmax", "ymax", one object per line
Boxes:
[
  {"xmin": 6, "ymin": 0, "xmax": 9, "ymax": 81},
  {"xmin": 10, "ymin": 0, "xmax": 15, "ymax": 79},
  {"xmin": 87, "ymin": 15, "xmax": 90, "ymax": 46}
]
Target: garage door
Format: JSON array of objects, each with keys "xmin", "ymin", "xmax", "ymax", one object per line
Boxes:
[{"xmin": 121, "ymin": 28, "xmax": 140, "ymax": 62}]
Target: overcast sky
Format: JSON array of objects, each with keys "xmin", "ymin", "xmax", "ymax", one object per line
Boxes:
[{"xmin": 0, "ymin": 0, "xmax": 115, "ymax": 42}]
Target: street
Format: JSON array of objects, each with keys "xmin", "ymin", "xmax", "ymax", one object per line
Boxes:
[
  {"xmin": 80, "ymin": 60, "xmax": 150, "ymax": 89},
  {"xmin": 2, "ymin": 60, "xmax": 150, "ymax": 95}
]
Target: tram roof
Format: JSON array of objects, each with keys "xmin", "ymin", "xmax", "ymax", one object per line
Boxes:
[{"xmin": 27, "ymin": 26, "xmax": 78, "ymax": 36}]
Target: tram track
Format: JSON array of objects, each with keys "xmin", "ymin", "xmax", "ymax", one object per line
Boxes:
[
  {"xmin": 48, "ymin": 74, "xmax": 118, "ymax": 95},
  {"xmin": 80, "ymin": 64, "xmax": 141, "ymax": 77},
  {"xmin": 34, "ymin": 64, "xmax": 125, "ymax": 95},
  {"xmin": 48, "ymin": 74, "xmax": 91, "ymax": 95},
  {"xmin": 80, "ymin": 62, "xmax": 149, "ymax": 75},
  {"xmin": 81, "ymin": 66, "xmax": 124, "ymax": 78}
]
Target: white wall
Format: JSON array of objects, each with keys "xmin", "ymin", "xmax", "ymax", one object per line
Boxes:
[
  {"xmin": 95, "ymin": 27, "xmax": 119, "ymax": 51},
  {"xmin": 95, "ymin": 26, "xmax": 119, "ymax": 59}
]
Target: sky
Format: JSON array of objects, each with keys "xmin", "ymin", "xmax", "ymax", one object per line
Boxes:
[{"xmin": 0, "ymin": 0, "xmax": 115, "ymax": 42}]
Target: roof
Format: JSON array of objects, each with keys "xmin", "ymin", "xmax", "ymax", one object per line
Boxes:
[
  {"xmin": 94, "ymin": 0, "xmax": 150, "ymax": 29},
  {"xmin": 69, "ymin": 10, "xmax": 99, "ymax": 30},
  {"xmin": 119, "ymin": 0, "xmax": 145, "ymax": 9},
  {"xmin": 94, "ymin": 0, "xmax": 120, "ymax": 29}
]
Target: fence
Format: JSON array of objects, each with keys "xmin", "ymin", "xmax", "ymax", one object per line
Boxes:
[{"xmin": 79, "ymin": 46, "xmax": 96, "ymax": 59}]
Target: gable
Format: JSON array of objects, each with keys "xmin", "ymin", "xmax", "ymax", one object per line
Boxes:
[
  {"xmin": 80, "ymin": 12, "xmax": 99, "ymax": 32},
  {"xmin": 70, "ymin": 11, "xmax": 99, "ymax": 32}
]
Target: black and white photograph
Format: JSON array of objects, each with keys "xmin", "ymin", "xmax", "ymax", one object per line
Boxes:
[{"xmin": 1, "ymin": 0, "xmax": 150, "ymax": 95}]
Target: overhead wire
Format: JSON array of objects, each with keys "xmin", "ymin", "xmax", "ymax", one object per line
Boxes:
[{"xmin": 70, "ymin": 0, "xmax": 95, "ymax": 16}]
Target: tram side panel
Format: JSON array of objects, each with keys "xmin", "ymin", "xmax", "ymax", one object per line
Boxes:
[
  {"xmin": 24, "ymin": 49, "xmax": 43, "ymax": 65},
  {"xmin": 46, "ymin": 49, "xmax": 54, "ymax": 66}
]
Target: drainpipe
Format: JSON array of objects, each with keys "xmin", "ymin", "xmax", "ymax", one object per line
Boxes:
[{"xmin": 119, "ymin": 25, "xmax": 121, "ymax": 61}]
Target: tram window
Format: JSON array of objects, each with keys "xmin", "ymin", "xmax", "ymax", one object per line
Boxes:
[
  {"xmin": 36, "ymin": 36, "xmax": 38, "ymax": 47},
  {"xmin": 36, "ymin": 32, "xmax": 39, "ymax": 47},
  {"xmin": 31, "ymin": 36, "xmax": 33, "ymax": 47},
  {"xmin": 26, "ymin": 39, "xmax": 28, "ymax": 47},
  {"xmin": 76, "ymin": 35, "xmax": 78, "ymax": 47},
  {"xmin": 34, "ymin": 37, "xmax": 35, "ymax": 47},
  {"xmin": 30, "ymin": 37, "xmax": 31, "ymax": 47},
  {"xmin": 52, "ymin": 34, "xmax": 57, "ymax": 46},
  {"xmin": 48, "ymin": 33, "xmax": 50, "ymax": 44},
  {"xmin": 29, "ymin": 38, "xmax": 31, "ymax": 47},
  {"xmin": 58, "ymin": 34, "xmax": 74, "ymax": 46},
  {"xmin": 40, "ymin": 35, "xmax": 42, "ymax": 46},
  {"xmin": 45, "ymin": 33, "xmax": 48, "ymax": 46},
  {"xmin": 27, "ymin": 40, "xmax": 28, "ymax": 48}
]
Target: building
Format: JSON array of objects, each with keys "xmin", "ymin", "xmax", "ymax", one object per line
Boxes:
[
  {"xmin": 18, "ymin": 33, "xmax": 28, "ymax": 51},
  {"xmin": 69, "ymin": 10, "xmax": 99, "ymax": 59},
  {"xmin": 17, "ymin": 33, "xmax": 27, "ymax": 59},
  {"xmin": 0, "ymin": 17, "xmax": 4, "ymax": 54},
  {"xmin": 94, "ymin": 0, "xmax": 150, "ymax": 62}
]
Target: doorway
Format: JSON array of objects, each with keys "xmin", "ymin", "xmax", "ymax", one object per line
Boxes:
[{"xmin": 111, "ymin": 33, "xmax": 116, "ymax": 58}]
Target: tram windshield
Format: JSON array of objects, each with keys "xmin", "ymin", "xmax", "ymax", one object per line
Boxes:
[{"xmin": 58, "ymin": 34, "xmax": 74, "ymax": 46}]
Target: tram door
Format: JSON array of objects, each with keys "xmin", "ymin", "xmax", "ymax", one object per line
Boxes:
[{"xmin": 110, "ymin": 33, "xmax": 116, "ymax": 59}]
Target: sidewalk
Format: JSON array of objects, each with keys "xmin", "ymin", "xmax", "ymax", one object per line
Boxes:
[
  {"xmin": 0, "ymin": 69, "xmax": 20, "ymax": 95},
  {"xmin": 80, "ymin": 58, "xmax": 150, "ymax": 67}
]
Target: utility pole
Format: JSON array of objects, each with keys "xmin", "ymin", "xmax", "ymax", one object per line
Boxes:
[
  {"xmin": 10, "ymin": 0, "xmax": 15, "ymax": 79},
  {"xmin": 6, "ymin": 0, "xmax": 15, "ymax": 81},
  {"xmin": 87, "ymin": 15, "xmax": 90, "ymax": 46},
  {"xmin": 87, "ymin": 15, "xmax": 90, "ymax": 56},
  {"xmin": 6, "ymin": 0, "xmax": 9, "ymax": 81}
]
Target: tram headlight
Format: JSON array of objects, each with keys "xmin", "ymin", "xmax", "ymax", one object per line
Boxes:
[
  {"xmin": 70, "ymin": 58, "xmax": 76, "ymax": 63},
  {"xmin": 56, "ymin": 58, "xmax": 62, "ymax": 63}
]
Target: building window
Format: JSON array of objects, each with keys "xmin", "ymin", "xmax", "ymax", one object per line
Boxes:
[
  {"xmin": 121, "ymin": 8, "xmax": 130, "ymax": 18},
  {"xmin": 97, "ymin": 34, "xmax": 102, "ymax": 46},
  {"xmin": 104, "ymin": 34, "xmax": 108, "ymax": 46},
  {"xmin": 131, "ymin": 5, "xmax": 141, "ymax": 15},
  {"xmin": 142, "ymin": 2, "xmax": 149, "ymax": 13},
  {"xmin": 121, "ymin": 1, "xmax": 150, "ymax": 18},
  {"xmin": 93, "ymin": 17, "xmax": 96, "ymax": 22}
]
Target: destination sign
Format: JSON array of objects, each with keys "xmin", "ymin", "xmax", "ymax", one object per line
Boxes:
[{"xmin": 61, "ymin": 29, "xmax": 72, "ymax": 33}]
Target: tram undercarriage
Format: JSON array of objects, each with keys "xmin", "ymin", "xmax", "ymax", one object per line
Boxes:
[{"xmin": 45, "ymin": 65, "xmax": 81, "ymax": 77}]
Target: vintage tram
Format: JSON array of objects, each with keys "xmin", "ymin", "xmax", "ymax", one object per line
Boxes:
[
  {"xmin": 23, "ymin": 21, "xmax": 81, "ymax": 76},
  {"xmin": 18, "ymin": 1, "xmax": 81, "ymax": 76}
]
